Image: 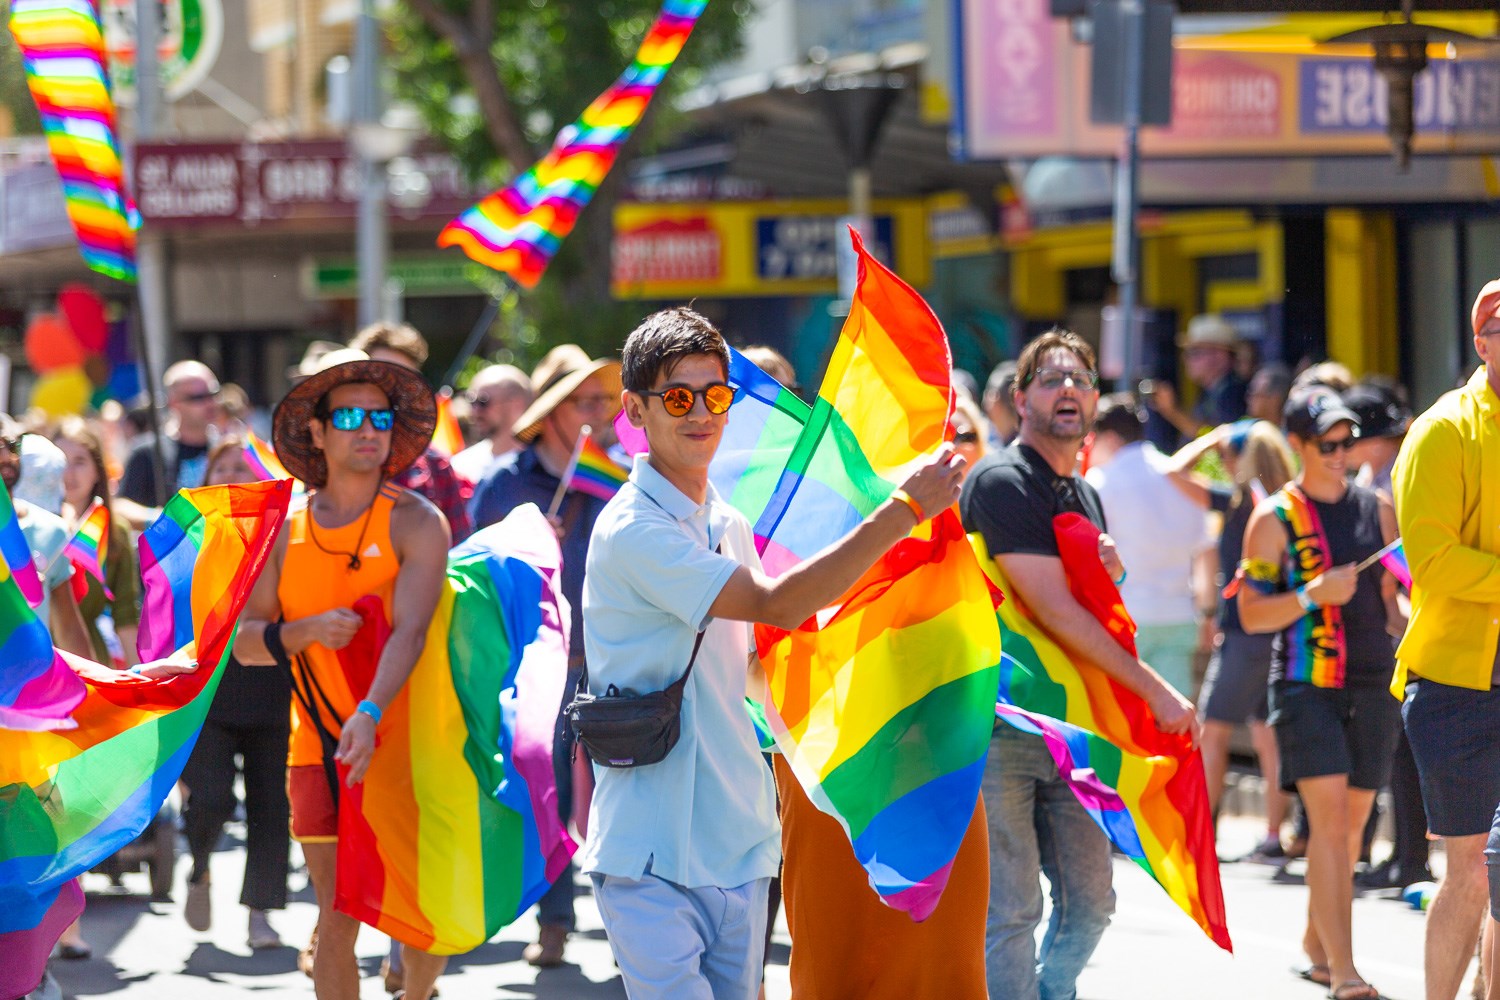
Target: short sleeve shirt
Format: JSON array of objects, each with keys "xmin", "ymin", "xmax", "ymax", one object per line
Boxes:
[
  {"xmin": 579, "ymin": 457, "xmax": 780, "ymax": 889},
  {"xmin": 960, "ymin": 442, "xmax": 1107, "ymax": 558}
]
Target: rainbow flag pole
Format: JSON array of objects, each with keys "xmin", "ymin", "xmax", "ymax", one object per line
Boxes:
[{"xmin": 546, "ymin": 425, "xmax": 591, "ymax": 518}]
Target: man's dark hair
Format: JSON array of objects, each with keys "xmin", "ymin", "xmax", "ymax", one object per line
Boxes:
[
  {"xmin": 1094, "ymin": 393, "xmax": 1145, "ymax": 443},
  {"xmin": 1015, "ymin": 327, "xmax": 1097, "ymax": 390},
  {"xmin": 621, "ymin": 307, "xmax": 730, "ymax": 392}
]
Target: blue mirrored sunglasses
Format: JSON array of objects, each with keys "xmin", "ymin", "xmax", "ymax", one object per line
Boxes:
[{"xmin": 326, "ymin": 406, "xmax": 395, "ymax": 432}]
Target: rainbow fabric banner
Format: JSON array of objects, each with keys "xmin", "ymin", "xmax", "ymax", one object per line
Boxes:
[
  {"xmin": 977, "ymin": 515, "xmax": 1231, "ymax": 951},
  {"xmin": 64, "ymin": 499, "xmax": 111, "ymax": 599},
  {"xmin": 1380, "ymin": 540, "xmax": 1412, "ymax": 590},
  {"xmin": 437, "ymin": 0, "xmax": 707, "ymax": 288},
  {"xmin": 0, "ymin": 481, "xmax": 290, "ymax": 986},
  {"xmin": 431, "ymin": 390, "xmax": 466, "ymax": 459},
  {"xmin": 1271, "ymin": 486, "xmax": 1345, "ymax": 689},
  {"xmin": 569, "ymin": 434, "xmax": 629, "ymax": 501},
  {"xmin": 8, "ymin": 0, "xmax": 140, "ymax": 281},
  {"xmin": 335, "ymin": 503, "xmax": 575, "ymax": 954},
  {"xmin": 0, "ymin": 477, "xmax": 44, "ymax": 608},
  {"xmin": 243, "ymin": 430, "xmax": 294, "ymax": 482}
]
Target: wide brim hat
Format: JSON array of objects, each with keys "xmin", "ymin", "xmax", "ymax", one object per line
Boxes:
[
  {"xmin": 512, "ymin": 344, "xmax": 622, "ymax": 444},
  {"xmin": 272, "ymin": 350, "xmax": 436, "ymax": 489},
  {"xmin": 1177, "ymin": 313, "xmax": 1241, "ymax": 350}
]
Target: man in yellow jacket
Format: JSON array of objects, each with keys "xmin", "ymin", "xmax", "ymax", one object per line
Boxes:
[{"xmin": 1392, "ymin": 278, "xmax": 1500, "ymax": 1000}]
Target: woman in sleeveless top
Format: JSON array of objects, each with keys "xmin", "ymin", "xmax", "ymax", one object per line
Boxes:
[{"xmin": 1238, "ymin": 388, "xmax": 1404, "ymax": 1000}]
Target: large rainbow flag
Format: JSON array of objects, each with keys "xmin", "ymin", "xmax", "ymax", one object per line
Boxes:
[
  {"xmin": 438, "ymin": 0, "xmax": 707, "ymax": 288},
  {"xmin": 0, "ymin": 480, "xmax": 291, "ymax": 995},
  {"xmin": 334, "ymin": 503, "xmax": 575, "ymax": 953},
  {"xmin": 977, "ymin": 514, "xmax": 1232, "ymax": 951},
  {"xmin": 0, "ymin": 477, "xmax": 44, "ymax": 608},
  {"xmin": 8, "ymin": 0, "xmax": 140, "ymax": 281}
]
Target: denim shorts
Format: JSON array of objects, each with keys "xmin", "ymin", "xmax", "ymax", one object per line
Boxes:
[
  {"xmin": 1404, "ymin": 679, "xmax": 1500, "ymax": 837},
  {"xmin": 1268, "ymin": 680, "xmax": 1401, "ymax": 793}
]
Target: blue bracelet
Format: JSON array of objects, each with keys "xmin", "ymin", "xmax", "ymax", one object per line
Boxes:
[
  {"xmin": 355, "ymin": 699, "xmax": 383, "ymax": 725},
  {"xmin": 1112, "ymin": 570, "xmax": 1128, "ymax": 587}
]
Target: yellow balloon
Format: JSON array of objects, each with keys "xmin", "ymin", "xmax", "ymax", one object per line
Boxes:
[{"xmin": 31, "ymin": 366, "xmax": 92, "ymax": 417}]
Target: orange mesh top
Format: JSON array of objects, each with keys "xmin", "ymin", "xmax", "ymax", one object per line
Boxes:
[{"xmin": 279, "ymin": 484, "xmax": 402, "ymax": 767}]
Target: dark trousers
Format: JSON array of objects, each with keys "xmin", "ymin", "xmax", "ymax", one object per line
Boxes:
[
  {"xmin": 180, "ymin": 719, "xmax": 291, "ymax": 911},
  {"xmin": 1388, "ymin": 726, "xmax": 1431, "ymax": 871}
]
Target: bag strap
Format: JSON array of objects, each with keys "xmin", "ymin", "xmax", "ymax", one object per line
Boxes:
[{"xmin": 283, "ymin": 647, "xmax": 345, "ymax": 806}]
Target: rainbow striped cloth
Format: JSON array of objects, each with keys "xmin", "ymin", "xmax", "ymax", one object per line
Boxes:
[
  {"xmin": 242, "ymin": 430, "xmax": 306, "ymax": 497},
  {"xmin": 437, "ymin": 0, "xmax": 706, "ymax": 287},
  {"xmin": 569, "ymin": 434, "xmax": 629, "ymax": 501},
  {"xmin": 0, "ymin": 477, "xmax": 44, "ymax": 608},
  {"xmin": 977, "ymin": 514, "xmax": 1232, "ymax": 951},
  {"xmin": 1271, "ymin": 486, "xmax": 1345, "ymax": 689},
  {"xmin": 64, "ymin": 498, "xmax": 111, "ymax": 599},
  {"xmin": 0, "ymin": 481, "xmax": 291, "ymax": 994},
  {"xmin": 1380, "ymin": 540, "xmax": 1412, "ymax": 590},
  {"xmin": 432, "ymin": 390, "xmax": 466, "ymax": 459},
  {"xmin": 334, "ymin": 503, "xmax": 575, "ymax": 953},
  {"xmin": 8, "ymin": 0, "xmax": 140, "ymax": 281}
]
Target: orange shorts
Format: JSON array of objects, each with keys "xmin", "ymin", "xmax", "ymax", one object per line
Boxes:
[{"xmin": 287, "ymin": 764, "xmax": 338, "ymax": 843}]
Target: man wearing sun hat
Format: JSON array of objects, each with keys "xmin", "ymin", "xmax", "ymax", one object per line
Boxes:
[
  {"xmin": 1147, "ymin": 313, "xmax": 1249, "ymax": 444},
  {"xmin": 469, "ymin": 343, "xmax": 623, "ymax": 967},
  {"xmin": 1391, "ymin": 278, "xmax": 1500, "ymax": 1000},
  {"xmin": 234, "ymin": 348, "xmax": 451, "ymax": 1000}
]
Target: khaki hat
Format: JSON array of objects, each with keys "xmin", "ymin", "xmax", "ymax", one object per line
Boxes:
[
  {"xmin": 272, "ymin": 348, "xmax": 436, "ymax": 489},
  {"xmin": 1177, "ymin": 314, "xmax": 1240, "ymax": 350},
  {"xmin": 511, "ymin": 345, "xmax": 622, "ymax": 444}
]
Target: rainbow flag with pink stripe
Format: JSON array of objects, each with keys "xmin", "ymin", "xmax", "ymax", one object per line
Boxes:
[
  {"xmin": 569, "ymin": 434, "xmax": 628, "ymax": 501},
  {"xmin": 8, "ymin": 0, "xmax": 140, "ymax": 281},
  {"xmin": 1381, "ymin": 540, "xmax": 1412, "ymax": 590},
  {"xmin": 0, "ymin": 478, "xmax": 43, "ymax": 609},
  {"xmin": 437, "ymin": 0, "xmax": 706, "ymax": 287},
  {"xmin": 64, "ymin": 498, "xmax": 110, "ymax": 599}
]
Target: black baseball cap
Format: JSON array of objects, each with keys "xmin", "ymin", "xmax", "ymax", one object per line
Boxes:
[
  {"xmin": 1343, "ymin": 382, "xmax": 1411, "ymax": 439},
  {"xmin": 1283, "ymin": 386, "xmax": 1360, "ymax": 440}
]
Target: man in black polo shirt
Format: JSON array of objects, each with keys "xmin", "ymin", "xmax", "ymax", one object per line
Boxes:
[{"xmin": 960, "ymin": 328, "xmax": 1197, "ymax": 1000}]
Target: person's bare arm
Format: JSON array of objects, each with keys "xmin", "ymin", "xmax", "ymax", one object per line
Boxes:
[
  {"xmin": 235, "ymin": 524, "xmax": 363, "ymax": 665},
  {"xmin": 336, "ymin": 494, "xmax": 450, "ymax": 784},
  {"xmin": 997, "ymin": 550, "xmax": 1197, "ymax": 739},
  {"xmin": 1161, "ymin": 425, "xmax": 1224, "ymax": 508},
  {"xmin": 1237, "ymin": 501, "xmax": 1356, "ymax": 634},
  {"xmin": 708, "ymin": 450, "xmax": 965, "ymax": 630}
]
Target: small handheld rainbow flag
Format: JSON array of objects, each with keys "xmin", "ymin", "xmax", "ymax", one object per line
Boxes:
[
  {"xmin": 431, "ymin": 390, "xmax": 466, "ymax": 459},
  {"xmin": 568, "ymin": 435, "xmax": 629, "ymax": 501},
  {"xmin": 1380, "ymin": 541, "xmax": 1412, "ymax": 590},
  {"xmin": 63, "ymin": 499, "xmax": 111, "ymax": 599},
  {"xmin": 243, "ymin": 430, "xmax": 292, "ymax": 481}
]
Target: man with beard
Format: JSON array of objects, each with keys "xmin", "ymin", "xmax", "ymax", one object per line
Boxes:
[{"xmin": 960, "ymin": 329, "xmax": 1197, "ymax": 1000}]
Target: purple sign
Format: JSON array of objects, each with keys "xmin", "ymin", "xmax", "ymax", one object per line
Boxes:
[{"xmin": 1300, "ymin": 58, "xmax": 1500, "ymax": 134}]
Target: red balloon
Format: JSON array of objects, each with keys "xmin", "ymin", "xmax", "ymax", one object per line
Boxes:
[
  {"xmin": 57, "ymin": 284, "xmax": 108, "ymax": 353},
  {"xmin": 24, "ymin": 314, "xmax": 85, "ymax": 372}
]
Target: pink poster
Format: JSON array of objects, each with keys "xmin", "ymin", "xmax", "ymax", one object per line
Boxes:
[{"xmin": 967, "ymin": 0, "xmax": 1058, "ymax": 141}]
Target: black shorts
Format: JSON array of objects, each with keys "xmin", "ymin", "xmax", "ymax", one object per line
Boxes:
[
  {"xmin": 1404, "ymin": 679, "xmax": 1500, "ymax": 838},
  {"xmin": 1268, "ymin": 680, "xmax": 1401, "ymax": 793},
  {"xmin": 1198, "ymin": 630, "xmax": 1274, "ymax": 725}
]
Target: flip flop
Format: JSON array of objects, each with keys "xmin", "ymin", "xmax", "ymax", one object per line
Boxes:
[
  {"xmin": 1328, "ymin": 980, "xmax": 1381, "ymax": 1000},
  {"xmin": 1294, "ymin": 964, "xmax": 1332, "ymax": 987}
]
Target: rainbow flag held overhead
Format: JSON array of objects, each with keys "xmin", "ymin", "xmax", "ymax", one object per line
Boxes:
[
  {"xmin": 64, "ymin": 499, "xmax": 111, "ymax": 599},
  {"xmin": 8, "ymin": 0, "xmax": 140, "ymax": 281},
  {"xmin": 1380, "ymin": 540, "xmax": 1412, "ymax": 590},
  {"xmin": 334, "ymin": 503, "xmax": 576, "ymax": 953},
  {"xmin": 431, "ymin": 390, "xmax": 466, "ymax": 460},
  {"xmin": 0, "ymin": 482, "xmax": 291, "ymax": 953},
  {"xmin": 977, "ymin": 514, "xmax": 1231, "ymax": 952},
  {"xmin": 1, "ymin": 477, "xmax": 44, "ymax": 609},
  {"xmin": 438, "ymin": 0, "xmax": 707, "ymax": 288},
  {"xmin": 568, "ymin": 434, "xmax": 629, "ymax": 501}
]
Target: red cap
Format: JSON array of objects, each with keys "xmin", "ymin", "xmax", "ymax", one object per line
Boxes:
[{"xmin": 1473, "ymin": 278, "xmax": 1500, "ymax": 337}]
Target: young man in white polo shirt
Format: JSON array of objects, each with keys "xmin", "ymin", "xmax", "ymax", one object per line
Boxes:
[{"xmin": 581, "ymin": 307, "xmax": 964, "ymax": 999}]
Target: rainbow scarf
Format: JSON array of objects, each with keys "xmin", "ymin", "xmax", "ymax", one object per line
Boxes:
[
  {"xmin": 569, "ymin": 434, "xmax": 629, "ymax": 501},
  {"xmin": 64, "ymin": 499, "xmax": 110, "ymax": 599},
  {"xmin": 1271, "ymin": 484, "xmax": 1346, "ymax": 688},
  {"xmin": 437, "ymin": 0, "xmax": 707, "ymax": 287},
  {"xmin": 334, "ymin": 503, "xmax": 575, "ymax": 953},
  {"xmin": 979, "ymin": 514, "xmax": 1232, "ymax": 951},
  {"xmin": 0, "ymin": 478, "xmax": 44, "ymax": 608},
  {"xmin": 0, "ymin": 481, "xmax": 290, "ymax": 991},
  {"xmin": 431, "ymin": 391, "xmax": 466, "ymax": 460},
  {"xmin": 8, "ymin": 0, "xmax": 139, "ymax": 281},
  {"xmin": 0, "ymin": 481, "xmax": 82, "ymax": 733}
]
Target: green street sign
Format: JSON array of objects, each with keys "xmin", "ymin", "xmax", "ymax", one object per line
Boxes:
[{"xmin": 302, "ymin": 256, "xmax": 485, "ymax": 299}]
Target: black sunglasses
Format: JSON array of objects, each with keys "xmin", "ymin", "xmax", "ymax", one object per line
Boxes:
[
  {"xmin": 180, "ymin": 391, "xmax": 218, "ymax": 404},
  {"xmin": 954, "ymin": 431, "xmax": 980, "ymax": 445},
  {"xmin": 1316, "ymin": 434, "xmax": 1358, "ymax": 455}
]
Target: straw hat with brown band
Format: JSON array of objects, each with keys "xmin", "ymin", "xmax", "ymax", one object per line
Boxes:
[
  {"xmin": 511, "ymin": 344, "xmax": 623, "ymax": 444},
  {"xmin": 272, "ymin": 348, "xmax": 437, "ymax": 489}
]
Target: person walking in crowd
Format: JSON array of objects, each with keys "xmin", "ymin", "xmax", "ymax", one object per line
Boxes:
[
  {"xmin": 983, "ymin": 360, "xmax": 1020, "ymax": 448},
  {"xmin": 581, "ymin": 306, "xmax": 964, "ymax": 1000},
  {"xmin": 451, "ymin": 364, "xmax": 533, "ymax": 483},
  {"xmin": 1395, "ymin": 280, "xmax": 1500, "ymax": 1000},
  {"xmin": 179, "ymin": 437, "xmax": 292, "ymax": 951},
  {"xmin": 117, "ymin": 361, "xmax": 220, "ymax": 510},
  {"xmin": 1238, "ymin": 387, "xmax": 1403, "ymax": 1000},
  {"xmin": 235, "ymin": 349, "xmax": 450, "ymax": 1000},
  {"xmin": 469, "ymin": 343, "xmax": 624, "ymax": 969},
  {"xmin": 349, "ymin": 322, "xmax": 473, "ymax": 541},
  {"xmin": 1085, "ymin": 394, "xmax": 1210, "ymax": 698},
  {"xmin": 959, "ymin": 329, "xmax": 1197, "ymax": 1000},
  {"xmin": 51, "ymin": 417, "xmax": 139, "ymax": 666},
  {"xmin": 1164, "ymin": 418, "xmax": 1297, "ymax": 860},
  {"xmin": 1145, "ymin": 314, "xmax": 1248, "ymax": 442},
  {"xmin": 1247, "ymin": 363, "xmax": 1293, "ymax": 425}
]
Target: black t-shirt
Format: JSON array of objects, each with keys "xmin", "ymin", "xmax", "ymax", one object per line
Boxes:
[
  {"xmin": 1208, "ymin": 485, "xmax": 1253, "ymax": 633},
  {"xmin": 118, "ymin": 435, "xmax": 210, "ymax": 506},
  {"xmin": 960, "ymin": 442, "xmax": 1107, "ymax": 560}
]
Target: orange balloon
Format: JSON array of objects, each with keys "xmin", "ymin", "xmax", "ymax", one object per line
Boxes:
[{"xmin": 24, "ymin": 314, "xmax": 85, "ymax": 372}]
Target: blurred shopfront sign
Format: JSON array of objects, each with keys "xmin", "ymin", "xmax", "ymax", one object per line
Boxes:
[{"xmin": 0, "ymin": 158, "xmax": 72, "ymax": 255}]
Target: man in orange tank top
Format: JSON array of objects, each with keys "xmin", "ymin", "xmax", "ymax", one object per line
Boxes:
[{"xmin": 235, "ymin": 349, "xmax": 451, "ymax": 1000}]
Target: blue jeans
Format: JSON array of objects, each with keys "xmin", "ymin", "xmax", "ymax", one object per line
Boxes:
[{"xmin": 983, "ymin": 725, "xmax": 1116, "ymax": 1000}]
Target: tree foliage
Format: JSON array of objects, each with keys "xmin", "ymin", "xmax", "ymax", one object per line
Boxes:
[{"xmin": 0, "ymin": 24, "xmax": 43, "ymax": 136}]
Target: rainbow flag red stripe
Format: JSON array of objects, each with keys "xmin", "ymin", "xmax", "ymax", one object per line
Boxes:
[
  {"xmin": 64, "ymin": 499, "xmax": 111, "ymax": 599},
  {"xmin": 437, "ymin": 0, "xmax": 706, "ymax": 287},
  {"xmin": 8, "ymin": 0, "xmax": 139, "ymax": 281},
  {"xmin": 569, "ymin": 435, "xmax": 628, "ymax": 501}
]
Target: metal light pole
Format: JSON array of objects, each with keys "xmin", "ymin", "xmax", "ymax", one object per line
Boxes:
[
  {"xmin": 1110, "ymin": 0, "xmax": 1145, "ymax": 390},
  {"xmin": 133, "ymin": 0, "xmax": 170, "ymax": 504},
  {"xmin": 352, "ymin": 0, "xmax": 387, "ymax": 329}
]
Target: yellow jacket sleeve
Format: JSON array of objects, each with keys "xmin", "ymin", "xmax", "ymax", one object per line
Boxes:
[{"xmin": 1394, "ymin": 412, "xmax": 1500, "ymax": 601}]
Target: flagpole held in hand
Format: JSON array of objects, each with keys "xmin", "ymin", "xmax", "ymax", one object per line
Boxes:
[
  {"xmin": 547, "ymin": 425, "xmax": 591, "ymax": 518},
  {"xmin": 1355, "ymin": 537, "xmax": 1402, "ymax": 574}
]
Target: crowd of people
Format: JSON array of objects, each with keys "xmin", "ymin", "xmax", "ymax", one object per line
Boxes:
[{"xmin": 14, "ymin": 283, "xmax": 1500, "ymax": 1000}]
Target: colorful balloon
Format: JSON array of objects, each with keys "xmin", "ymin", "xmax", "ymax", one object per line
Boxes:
[
  {"xmin": 24, "ymin": 314, "xmax": 85, "ymax": 372},
  {"xmin": 31, "ymin": 366, "xmax": 92, "ymax": 417},
  {"xmin": 57, "ymin": 285, "xmax": 108, "ymax": 353}
]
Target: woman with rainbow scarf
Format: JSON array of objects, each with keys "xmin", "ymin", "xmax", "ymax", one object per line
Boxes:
[{"xmin": 1238, "ymin": 386, "xmax": 1405, "ymax": 1000}]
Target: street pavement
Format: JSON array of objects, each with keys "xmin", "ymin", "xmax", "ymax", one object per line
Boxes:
[{"xmin": 48, "ymin": 817, "xmax": 1452, "ymax": 1000}]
